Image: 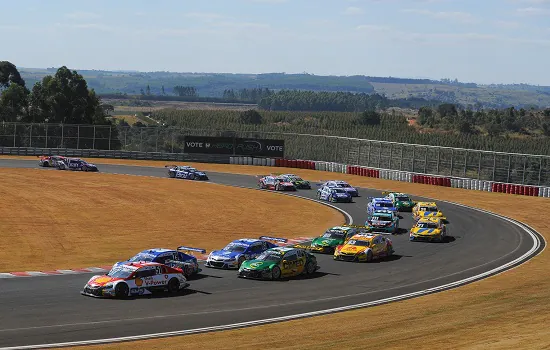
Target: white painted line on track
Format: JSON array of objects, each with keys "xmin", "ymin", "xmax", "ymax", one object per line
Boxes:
[{"xmin": 0, "ymin": 168, "xmax": 544, "ymax": 349}]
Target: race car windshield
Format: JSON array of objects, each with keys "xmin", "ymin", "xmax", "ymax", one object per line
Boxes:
[
  {"xmin": 107, "ymin": 267, "xmax": 134, "ymax": 278},
  {"xmin": 417, "ymin": 222, "xmax": 438, "ymax": 228},
  {"xmin": 256, "ymin": 251, "xmax": 282, "ymax": 262},
  {"xmin": 377, "ymin": 202, "xmax": 393, "ymax": 207},
  {"xmin": 420, "ymin": 207, "xmax": 438, "ymax": 212},
  {"xmin": 333, "ymin": 189, "xmax": 346, "ymax": 193},
  {"xmin": 371, "ymin": 216, "xmax": 391, "ymax": 221},
  {"xmin": 348, "ymin": 240, "xmax": 370, "ymax": 247},
  {"xmin": 223, "ymin": 243, "xmax": 247, "ymax": 252},
  {"xmin": 396, "ymin": 196, "xmax": 410, "ymax": 201},
  {"xmin": 337, "ymin": 183, "xmax": 351, "ymax": 188},
  {"xmin": 128, "ymin": 254, "xmax": 154, "ymax": 262},
  {"xmin": 323, "ymin": 230, "xmax": 345, "ymax": 238}
]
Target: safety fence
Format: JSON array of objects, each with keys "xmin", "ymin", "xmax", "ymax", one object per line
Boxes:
[
  {"xmin": 229, "ymin": 156, "xmax": 550, "ymax": 198},
  {"xmin": 0, "ymin": 145, "xmax": 548, "ymax": 198},
  {"xmin": 1, "ymin": 122, "xmax": 550, "ymax": 186}
]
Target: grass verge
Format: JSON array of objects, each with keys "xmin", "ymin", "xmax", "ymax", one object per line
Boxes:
[{"xmin": 0, "ymin": 168, "xmax": 343, "ymax": 272}]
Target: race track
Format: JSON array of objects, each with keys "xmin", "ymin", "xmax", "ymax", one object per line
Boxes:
[{"xmin": 0, "ymin": 160, "xmax": 544, "ymax": 349}]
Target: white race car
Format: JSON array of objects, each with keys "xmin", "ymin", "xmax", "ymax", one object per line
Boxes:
[{"xmin": 81, "ymin": 261, "xmax": 188, "ymax": 298}]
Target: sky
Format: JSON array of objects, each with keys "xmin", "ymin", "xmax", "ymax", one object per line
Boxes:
[{"xmin": 1, "ymin": 0, "xmax": 549, "ymax": 85}]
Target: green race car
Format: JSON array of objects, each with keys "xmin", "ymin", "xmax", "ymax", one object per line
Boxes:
[
  {"xmin": 279, "ymin": 174, "xmax": 312, "ymax": 189},
  {"xmin": 238, "ymin": 247, "xmax": 319, "ymax": 280},
  {"xmin": 383, "ymin": 192, "xmax": 415, "ymax": 212},
  {"xmin": 294, "ymin": 225, "xmax": 367, "ymax": 253}
]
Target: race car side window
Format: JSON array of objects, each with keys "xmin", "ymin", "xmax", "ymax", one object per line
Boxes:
[
  {"xmin": 250, "ymin": 243, "xmax": 264, "ymax": 253},
  {"xmin": 134, "ymin": 269, "xmax": 155, "ymax": 278},
  {"xmin": 284, "ymin": 252, "xmax": 298, "ymax": 261}
]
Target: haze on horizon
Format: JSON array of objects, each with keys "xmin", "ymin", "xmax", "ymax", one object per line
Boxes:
[{"xmin": 2, "ymin": 0, "xmax": 549, "ymax": 85}]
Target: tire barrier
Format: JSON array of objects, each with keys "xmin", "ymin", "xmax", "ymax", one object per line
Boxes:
[{"xmin": 227, "ymin": 156, "xmax": 550, "ymax": 198}]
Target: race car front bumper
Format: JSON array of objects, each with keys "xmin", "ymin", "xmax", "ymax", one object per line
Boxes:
[
  {"xmin": 81, "ymin": 285, "xmax": 115, "ymax": 298},
  {"xmin": 334, "ymin": 253, "xmax": 358, "ymax": 262},
  {"xmin": 369, "ymin": 225, "xmax": 396, "ymax": 234},
  {"xmin": 238, "ymin": 268, "xmax": 272, "ymax": 279},
  {"xmin": 205, "ymin": 258, "xmax": 239, "ymax": 269},
  {"xmin": 331, "ymin": 196, "xmax": 352, "ymax": 202},
  {"xmin": 409, "ymin": 234, "xmax": 443, "ymax": 242}
]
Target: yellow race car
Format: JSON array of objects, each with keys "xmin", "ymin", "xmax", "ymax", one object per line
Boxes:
[
  {"xmin": 412, "ymin": 201, "xmax": 446, "ymax": 222},
  {"xmin": 333, "ymin": 233, "xmax": 394, "ymax": 262},
  {"xmin": 409, "ymin": 217, "xmax": 447, "ymax": 242}
]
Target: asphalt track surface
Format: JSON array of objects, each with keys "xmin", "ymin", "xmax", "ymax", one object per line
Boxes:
[{"xmin": 0, "ymin": 159, "xmax": 544, "ymax": 349}]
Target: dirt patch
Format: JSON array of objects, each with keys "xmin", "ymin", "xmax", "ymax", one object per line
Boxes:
[{"xmin": 0, "ymin": 168, "xmax": 343, "ymax": 272}]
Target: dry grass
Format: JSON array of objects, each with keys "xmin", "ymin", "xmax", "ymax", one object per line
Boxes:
[
  {"xmin": 3, "ymin": 157, "xmax": 550, "ymax": 349},
  {"xmin": 0, "ymin": 168, "xmax": 343, "ymax": 272}
]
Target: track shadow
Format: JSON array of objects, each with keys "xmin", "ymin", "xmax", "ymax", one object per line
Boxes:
[
  {"xmin": 410, "ymin": 236, "xmax": 457, "ymax": 244},
  {"xmin": 102, "ymin": 287, "xmax": 212, "ymax": 301},
  {"xmin": 442, "ymin": 236, "xmax": 457, "ymax": 243},
  {"xmin": 239, "ymin": 271, "xmax": 332, "ymax": 282},
  {"xmin": 187, "ymin": 273, "xmax": 223, "ymax": 281}
]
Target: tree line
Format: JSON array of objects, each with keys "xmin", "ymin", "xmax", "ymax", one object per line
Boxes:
[
  {"xmin": 0, "ymin": 61, "xmax": 120, "ymax": 148},
  {"xmin": 257, "ymin": 90, "xmax": 440, "ymax": 112},
  {"xmin": 417, "ymin": 103, "xmax": 550, "ymax": 137}
]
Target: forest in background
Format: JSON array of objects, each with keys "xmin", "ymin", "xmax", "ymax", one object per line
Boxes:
[{"xmin": 19, "ymin": 68, "xmax": 550, "ymax": 109}]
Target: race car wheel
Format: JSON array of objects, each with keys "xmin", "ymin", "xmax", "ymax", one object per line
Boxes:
[
  {"xmin": 82, "ymin": 166, "xmax": 88, "ymax": 172},
  {"xmin": 115, "ymin": 283, "xmax": 129, "ymax": 298},
  {"xmin": 167, "ymin": 278, "xmax": 180, "ymax": 294},
  {"xmin": 43, "ymin": 161, "xmax": 49, "ymax": 167},
  {"xmin": 184, "ymin": 264, "xmax": 194, "ymax": 277},
  {"xmin": 366, "ymin": 250, "xmax": 373, "ymax": 262},
  {"xmin": 306, "ymin": 261, "xmax": 316, "ymax": 274},
  {"xmin": 271, "ymin": 266, "xmax": 281, "ymax": 280},
  {"xmin": 237, "ymin": 256, "xmax": 246, "ymax": 268}
]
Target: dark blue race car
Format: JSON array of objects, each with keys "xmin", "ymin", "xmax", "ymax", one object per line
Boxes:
[
  {"xmin": 205, "ymin": 236, "xmax": 287, "ymax": 269},
  {"xmin": 56, "ymin": 158, "xmax": 98, "ymax": 172},
  {"xmin": 113, "ymin": 246, "xmax": 206, "ymax": 278},
  {"xmin": 166, "ymin": 165, "xmax": 209, "ymax": 180}
]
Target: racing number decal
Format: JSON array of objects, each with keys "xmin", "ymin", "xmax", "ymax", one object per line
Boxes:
[{"xmin": 154, "ymin": 266, "xmax": 162, "ymax": 275}]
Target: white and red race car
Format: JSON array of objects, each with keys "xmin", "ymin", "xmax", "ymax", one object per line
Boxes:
[
  {"xmin": 81, "ymin": 261, "xmax": 189, "ymax": 298},
  {"xmin": 257, "ymin": 175, "xmax": 297, "ymax": 191}
]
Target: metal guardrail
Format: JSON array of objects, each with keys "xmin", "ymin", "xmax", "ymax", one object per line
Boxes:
[{"xmin": 1, "ymin": 122, "xmax": 549, "ymax": 186}]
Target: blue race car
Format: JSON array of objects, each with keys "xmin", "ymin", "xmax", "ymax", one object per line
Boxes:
[
  {"xmin": 365, "ymin": 210, "xmax": 400, "ymax": 234},
  {"xmin": 113, "ymin": 246, "xmax": 206, "ymax": 278},
  {"xmin": 367, "ymin": 197, "xmax": 397, "ymax": 216},
  {"xmin": 56, "ymin": 158, "xmax": 98, "ymax": 172},
  {"xmin": 166, "ymin": 165, "xmax": 209, "ymax": 180},
  {"xmin": 317, "ymin": 185, "xmax": 353, "ymax": 203},
  {"xmin": 321, "ymin": 180, "xmax": 359, "ymax": 197},
  {"xmin": 205, "ymin": 236, "xmax": 287, "ymax": 269}
]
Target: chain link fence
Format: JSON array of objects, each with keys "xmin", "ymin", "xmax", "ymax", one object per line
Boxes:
[{"xmin": 1, "ymin": 122, "xmax": 549, "ymax": 186}]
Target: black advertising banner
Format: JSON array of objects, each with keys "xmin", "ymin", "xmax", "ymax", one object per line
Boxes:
[
  {"xmin": 235, "ymin": 138, "xmax": 285, "ymax": 157},
  {"xmin": 183, "ymin": 136, "xmax": 234, "ymax": 154},
  {"xmin": 183, "ymin": 136, "xmax": 285, "ymax": 157}
]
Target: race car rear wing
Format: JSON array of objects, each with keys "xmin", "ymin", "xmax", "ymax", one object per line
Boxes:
[
  {"xmin": 259, "ymin": 236, "xmax": 288, "ymax": 244},
  {"xmin": 177, "ymin": 246, "xmax": 207, "ymax": 254}
]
